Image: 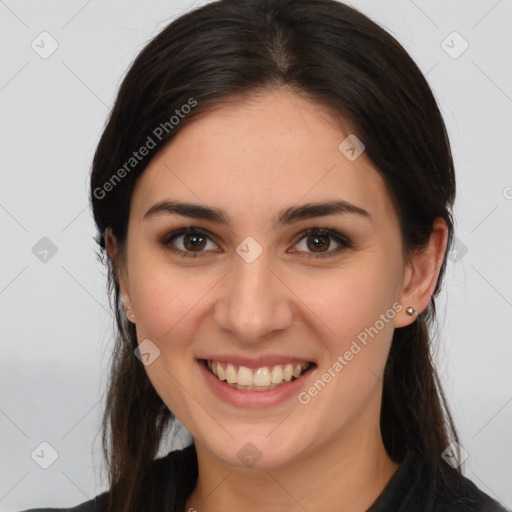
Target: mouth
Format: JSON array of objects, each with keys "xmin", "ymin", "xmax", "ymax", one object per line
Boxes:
[{"xmin": 201, "ymin": 359, "xmax": 316, "ymax": 392}]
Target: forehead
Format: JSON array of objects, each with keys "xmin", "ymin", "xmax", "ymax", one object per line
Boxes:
[{"xmin": 131, "ymin": 89, "xmax": 396, "ymax": 227}]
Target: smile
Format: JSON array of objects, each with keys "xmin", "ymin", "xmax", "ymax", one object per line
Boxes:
[{"xmin": 204, "ymin": 359, "xmax": 313, "ymax": 391}]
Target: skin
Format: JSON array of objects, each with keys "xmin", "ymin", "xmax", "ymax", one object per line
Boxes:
[{"xmin": 106, "ymin": 88, "xmax": 448, "ymax": 512}]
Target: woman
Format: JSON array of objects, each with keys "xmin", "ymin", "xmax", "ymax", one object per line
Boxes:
[{"xmin": 22, "ymin": 0, "xmax": 509, "ymax": 511}]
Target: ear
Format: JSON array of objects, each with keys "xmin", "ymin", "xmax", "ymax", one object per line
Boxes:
[
  {"xmin": 394, "ymin": 217, "xmax": 449, "ymax": 328},
  {"xmin": 105, "ymin": 227, "xmax": 135, "ymax": 323}
]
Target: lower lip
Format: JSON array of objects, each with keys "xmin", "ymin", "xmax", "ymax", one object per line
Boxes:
[{"xmin": 197, "ymin": 359, "xmax": 316, "ymax": 408}]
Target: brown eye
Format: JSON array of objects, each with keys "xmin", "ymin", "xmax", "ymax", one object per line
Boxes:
[
  {"xmin": 183, "ymin": 233, "xmax": 207, "ymax": 251},
  {"xmin": 306, "ymin": 233, "xmax": 331, "ymax": 252},
  {"xmin": 161, "ymin": 226, "xmax": 352, "ymax": 260},
  {"xmin": 161, "ymin": 227, "xmax": 218, "ymax": 257},
  {"xmin": 290, "ymin": 228, "xmax": 352, "ymax": 259}
]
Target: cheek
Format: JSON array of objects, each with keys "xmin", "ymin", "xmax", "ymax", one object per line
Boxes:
[
  {"xmin": 294, "ymin": 267, "xmax": 399, "ymax": 423},
  {"xmin": 129, "ymin": 256, "xmax": 215, "ymax": 339},
  {"xmin": 293, "ymin": 258, "xmax": 400, "ymax": 345},
  {"xmin": 129, "ymin": 269, "xmax": 211, "ymax": 414}
]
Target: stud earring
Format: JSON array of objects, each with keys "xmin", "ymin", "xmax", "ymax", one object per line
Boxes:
[
  {"xmin": 406, "ymin": 306, "xmax": 418, "ymax": 317},
  {"xmin": 125, "ymin": 306, "xmax": 135, "ymax": 319}
]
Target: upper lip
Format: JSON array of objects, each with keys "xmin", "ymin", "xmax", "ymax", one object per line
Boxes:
[{"xmin": 199, "ymin": 355, "xmax": 316, "ymax": 369}]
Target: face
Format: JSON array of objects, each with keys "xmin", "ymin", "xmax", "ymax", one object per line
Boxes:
[{"xmin": 112, "ymin": 88, "xmax": 421, "ymax": 470}]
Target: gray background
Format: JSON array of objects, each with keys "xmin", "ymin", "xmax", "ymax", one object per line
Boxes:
[{"xmin": 1, "ymin": 0, "xmax": 511, "ymax": 510}]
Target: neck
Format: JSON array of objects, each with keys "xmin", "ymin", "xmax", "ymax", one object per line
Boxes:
[{"xmin": 184, "ymin": 414, "xmax": 399, "ymax": 512}]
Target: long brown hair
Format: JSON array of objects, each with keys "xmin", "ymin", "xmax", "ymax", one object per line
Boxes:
[{"xmin": 89, "ymin": 1, "xmax": 459, "ymax": 510}]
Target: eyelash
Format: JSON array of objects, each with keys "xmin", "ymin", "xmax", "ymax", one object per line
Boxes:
[{"xmin": 160, "ymin": 226, "xmax": 353, "ymax": 259}]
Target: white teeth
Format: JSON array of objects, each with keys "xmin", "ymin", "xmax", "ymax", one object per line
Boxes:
[
  {"xmin": 271, "ymin": 365, "xmax": 283, "ymax": 383},
  {"xmin": 216, "ymin": 364, "xmax": 225, "ymax": 381},
  {"xmin": 283, "ymin": 364, "xmax": 293, "ymax": 382},
  {"xmin": 207, "ymin": 360, "xmax": 311, "ymax": 389},
  {"xmin": 253, "ymin": 367, "xmax": 271, "ymax": 386},
  {"xmin": 225, "ymin": 363, "xmax": 237, "ymax": 384},
  {"xmin": 237, "ymin": 366, "xmax": 253, "ymax": 386}
]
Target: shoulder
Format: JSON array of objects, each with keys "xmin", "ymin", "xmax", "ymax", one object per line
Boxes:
[
  {"xmin": 17, "ymin": 443, "xmax": 197, "ymax": 512},
  {"xmin": 433, "ymin": 472, "xmax": 510, "ymax": 512},
  {"xmin": 17, "ymin": 492, "xmax": 108, "ymax": 512},
  {"xmin": 369, "ymin": 450, "xmax": 510, "ymax": 512}
]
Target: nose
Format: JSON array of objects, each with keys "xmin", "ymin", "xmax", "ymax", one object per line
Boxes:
[{"xmin": 213, "ymin": 248, "xmax": 294, "ymax": 343}]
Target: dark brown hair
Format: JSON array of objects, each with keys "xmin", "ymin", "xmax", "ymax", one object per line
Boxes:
[{"xmin": 89, "ymin": 1, "xmax": 459, "ymax": 510}]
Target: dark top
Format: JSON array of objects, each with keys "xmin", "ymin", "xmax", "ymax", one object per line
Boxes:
[{"xmin": 20, "ymin": 443, "xmax": 509, "ymax": 512}]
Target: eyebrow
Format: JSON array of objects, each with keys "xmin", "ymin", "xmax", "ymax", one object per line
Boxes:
[{"xmin": 143, "ymin": 199, "xmax": 372, "ymax": 227}]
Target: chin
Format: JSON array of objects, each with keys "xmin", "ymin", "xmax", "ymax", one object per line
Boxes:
[{"xmin": 197, "ymin": 426, "xmax": 314, "ymax": 470}]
